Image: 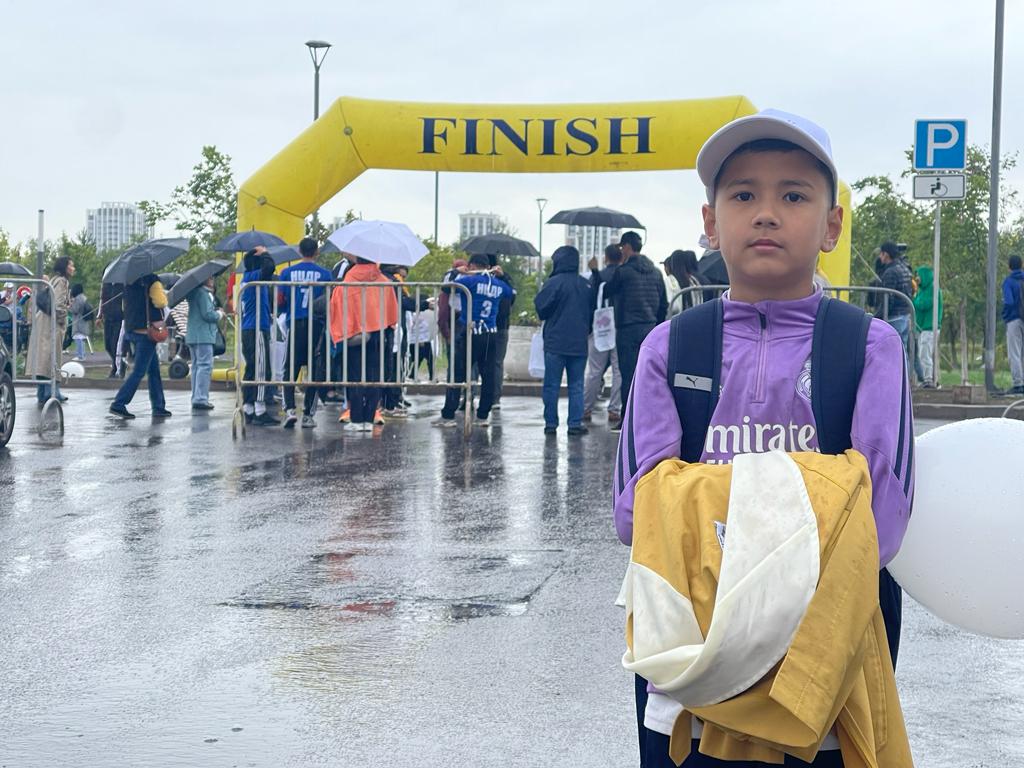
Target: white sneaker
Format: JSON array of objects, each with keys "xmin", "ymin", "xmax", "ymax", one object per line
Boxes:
[
  {"xmin": 475, "ymin": 417, "xmax": 490, "ymax": 428},
  {"xmin": 389, "ymin": 407, "xmax": 410, "ymax": 418},
  {"xmin": 431, "ymin": 417, "xmax": 457, "ymax": 428},
  {"xmin": 301, "ymin": 415, "xmax": 316, "ymax": 429},
  {"xmin": 360, "ymin": 422, "xmax": 374, "ymax": 432},
  {"xmin": 283, "ymin": 409, "xmax": 298, "ymax": 428},
  {"xmin": 343, "ymin": 422, "xmax": 362, "ymax": 433}
]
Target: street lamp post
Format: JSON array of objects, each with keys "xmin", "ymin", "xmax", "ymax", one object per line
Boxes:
[
  {"xmin": 306, "ymin": 39, "xmax": 332, "ymax": 238},
  {"xmin": 984, "ymin": 0, "xmax": 1005, "ymax": 393},
  {"xmin": 535, "ymin": 197, "xmax": 548, "ymax": 274}
]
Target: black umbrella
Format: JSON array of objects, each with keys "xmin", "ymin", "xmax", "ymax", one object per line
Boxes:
[
  {"xmin": 234, "ymin": 244, "xmax": 302, "ymax": 272},
  {"xmin": 460, "ymin": 233, "xmax": 540, "ymax": 259},
  {"xmin": 696, "ymin": 249, "xmax": 730, "ymax": 285},
  {"xmin": 546, "ymin": 206, "xmax": 644, "ymax": 229},
  {"xmin": 214, "ymin": 229, "xmax": 286, "ymax": 253},
  {"xmin": 158, "ymin": 273, "xmax": 180, "ymax": 289},
  {"xmin": 102, "ymin": 238, "xmax": 190, "ymax": 286},
  {"xmin": 0, "ymin": 262, "xmax": 32, "ymax": 277},
  {"xmin": 166, "ymin": 259, "xmax": 232, "ymax": 308}
]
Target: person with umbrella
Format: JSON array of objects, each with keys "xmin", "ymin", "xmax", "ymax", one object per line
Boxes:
[
  {"xmin": 328, "ymin": 255, "xmax": 398, "ymax": 432},
  {"xmin": 185, "ymin": 272, "xmax": 226, "ymax": 412},
  {"xmin": 109, "ymin": 272, "xmax": 171, "ymax": 419}
]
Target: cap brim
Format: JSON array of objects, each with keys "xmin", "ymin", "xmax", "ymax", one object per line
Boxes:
[{"xmin": 697, "ymin": 115, "xmax": 837, "ymax": 203}]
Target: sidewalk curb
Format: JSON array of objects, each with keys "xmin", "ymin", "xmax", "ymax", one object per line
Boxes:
[{"xmin": 17, "ymin": 379, "xmax": 1024, "ymax": 421}]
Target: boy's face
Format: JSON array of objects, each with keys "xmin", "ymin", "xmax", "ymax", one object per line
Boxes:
[{"xmin": 702, "ymin": 149, "xmax": 843, "ymax": 300}]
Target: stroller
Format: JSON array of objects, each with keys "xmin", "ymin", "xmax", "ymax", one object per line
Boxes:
[
  {"xmin": 166, "ymin": 301, "xmax": 191, "ymax": 379},
  {"xmin": 0, "ymin": 301, "xmax": 30, "ymax": 354}
]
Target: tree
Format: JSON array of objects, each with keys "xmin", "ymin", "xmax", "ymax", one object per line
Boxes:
[
  {"xmin": 851, "ymin": 144, "xmax": 1024, "ymax": 369},
  {"xmin": 139, "ymin": 145, "xmax": 238, "ymax": 272}
]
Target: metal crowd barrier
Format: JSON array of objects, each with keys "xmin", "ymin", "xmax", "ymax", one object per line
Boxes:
[
  {"xmin": 0, "ymin": 275, "xmax": 65, "ymax": 440},
  {"xmin": 670, "ymin": 284, "xmax": 919, "ymax": 367},
  {"xmin": 232, "ymin": 279, "xmax": 475, "ymax": 439}
]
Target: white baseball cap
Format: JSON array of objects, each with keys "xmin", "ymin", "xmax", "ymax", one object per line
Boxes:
[{"xmin": 696, "ymin": 108, "xmax": 838, "ymax": 205}]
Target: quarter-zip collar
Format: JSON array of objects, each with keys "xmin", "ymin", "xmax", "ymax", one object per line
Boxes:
[{"xmin": 721, "ymin": 287, "xmax": 825, "ymax": 340}]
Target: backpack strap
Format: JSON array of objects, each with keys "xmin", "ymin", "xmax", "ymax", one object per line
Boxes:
[
  {"xmin": 667, "ymin": 299, "xmax": 723, "ymax": 463},
  {"xmin": 811, "ymin": 296, "xmax": 872, "ymax": 454}
]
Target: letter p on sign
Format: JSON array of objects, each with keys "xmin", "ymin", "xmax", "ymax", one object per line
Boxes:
[{"xmin": 914, "ymin": 119, "xmax": 967, "ymax": 170}]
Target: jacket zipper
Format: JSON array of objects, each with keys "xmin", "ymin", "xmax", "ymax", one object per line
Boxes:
[{"xmin": 754, "ymin": 312, "xmax": 768, "ymax": 403}]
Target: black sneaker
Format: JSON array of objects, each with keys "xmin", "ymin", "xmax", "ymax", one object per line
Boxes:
[
  {"xmin": 544, "ymin": 426, "xmax": 557, "ymax": 435},
  {"xmin": 152, "ymin": 408, "xmax": 172, "ymax": 418},
  {"xmin": 253, "ymin": 412, "xmax": 280, "ymax": 426},
  {"xmin": 191, "ymin": 402, "xmax": 215, "ymax": 411},
  {"xmin": 609, "ymin": 421, "xmax": 623, "ymax": 433},
  {"xmin": 109, "ymin": 405, "xmax": 135, "ymax": 420},
  {"xmin": 568, "ymin": 426, "xmax": 589, "ymax": 436}
]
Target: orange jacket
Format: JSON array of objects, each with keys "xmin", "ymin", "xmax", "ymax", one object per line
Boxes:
[{"xmin": 329, "ymin": 262, "xmax": 399, "ymax": 343}]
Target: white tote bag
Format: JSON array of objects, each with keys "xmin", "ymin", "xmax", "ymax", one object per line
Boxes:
[
  {"xmin": 593, "ymin": 283, "xmax": 616, "ymax": 352},
  {"xmin": 528, "ymin": 328, "xmax": 545, "ymax": 379}
]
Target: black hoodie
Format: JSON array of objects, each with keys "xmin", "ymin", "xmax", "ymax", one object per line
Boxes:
[
  {"xmin": 534, "ymin": 247, "xmax": 593, "ymax": 357},
  {"xmin": 598, "ymin": 253, "xmax": 668, "ymax": 328}
]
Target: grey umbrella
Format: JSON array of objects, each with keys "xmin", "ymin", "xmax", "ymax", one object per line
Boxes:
[
  {"xmin": 0, "ymin": 262, "xmax": 32, "ymax": 277},
  {"xmin": 102, "ymin": 238, "xmax": 190, "ymax": 285},
  {"xmin": 166, "ymin": 259, "xmax": 233, "ymax": 308},
  {"xmin": 234, "ymin": 245, "xmax": 302, "ymax": 272},
  {"xmin": 214, "ymin": 230, "xmax": 286, "ymax": 253},
  {"xmin": 158, "ymin": 273, "xmax": 180, "ymax": 289},
  {"xmin": 460, "ymin": 233, "xmax": 540, "ymax": 259},
  {"xmin": 546, "ymin": 206, "xmax": 644, "ymax": 229}
]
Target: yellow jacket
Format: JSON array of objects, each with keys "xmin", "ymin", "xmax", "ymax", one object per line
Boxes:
[{"xmin": 622, "ymin": 450, "xmax": 912, "ymax": 767}]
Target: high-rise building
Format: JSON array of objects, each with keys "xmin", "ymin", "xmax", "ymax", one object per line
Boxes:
[
  {"xmin": 85, "ymin": 202, "xmax": 153, "ymax": 253},
  {"xmin": 459, "ymin": 212, "xmax": 503, "ymax": 241},
  {"xmin": 565, "ymin": 225, "xmax": 621, "ymax": 266}
]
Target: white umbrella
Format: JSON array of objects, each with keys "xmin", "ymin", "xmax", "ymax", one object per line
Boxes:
[{"xmin": 326, "ymin": 220, "xmax": 428, "ymax": 267}]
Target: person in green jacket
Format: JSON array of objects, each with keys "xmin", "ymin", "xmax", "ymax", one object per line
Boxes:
[
  {"xmin": 185, "ymin": 276, "xmax": 224, "ymax": 411},
  {"xmin": 912, "ymin": 265, "xmax": 943, "ymax": 387}
]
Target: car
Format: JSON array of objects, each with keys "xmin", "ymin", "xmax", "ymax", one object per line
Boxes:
[{"xmin": 0, "ymin": 333, "xmax": 14, "ymax": 447}]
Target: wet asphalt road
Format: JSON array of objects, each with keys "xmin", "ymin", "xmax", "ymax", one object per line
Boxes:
[{"xmin": 0, "ymin": 391, "xmax": 1021, "ymax": 767}]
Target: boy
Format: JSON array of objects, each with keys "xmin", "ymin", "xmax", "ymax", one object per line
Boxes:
[
  {"xmin": 278, "ymin": 237, "xmax": 333, "ymax": 428},
  {"xmin": 614, "ymin": 110, "xmax": 914, "ymax": 767}
]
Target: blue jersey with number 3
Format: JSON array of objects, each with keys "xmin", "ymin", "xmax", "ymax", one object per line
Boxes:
[{"xmin": 454, "ymin": 274, "xmax": 514, "ymax": 332}]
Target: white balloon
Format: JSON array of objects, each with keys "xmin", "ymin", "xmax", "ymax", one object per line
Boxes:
[{"xmin": 889, "ymin": 418, "xmax": 1024, "ymax": 638}]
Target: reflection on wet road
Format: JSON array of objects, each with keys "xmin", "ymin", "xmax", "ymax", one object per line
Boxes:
[{"xmin": 0, "ymin": 396, "xmax": 1020, "ymax": 766}]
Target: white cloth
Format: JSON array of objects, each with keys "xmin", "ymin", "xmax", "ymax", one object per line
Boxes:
[{"xmin": 407, "ymin": 308, "xmax": 436, "ymax": 345}]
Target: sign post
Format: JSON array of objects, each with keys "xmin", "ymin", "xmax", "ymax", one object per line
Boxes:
[
  {"xmin": 914, "ymin": 119, "xmax": 968, "ymax": 388},
  {"xmin": 932, "ymin": 201, "xmax": 941, "ymax": 388}
]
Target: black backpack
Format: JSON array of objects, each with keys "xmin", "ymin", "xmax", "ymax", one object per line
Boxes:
[
  {"xmin": 667, "ymin": 296, "xmax": 873, "ymax": 460},
  {"xmin": 665, "ymin": 295, "xmax": 904, "ymax": 667}
]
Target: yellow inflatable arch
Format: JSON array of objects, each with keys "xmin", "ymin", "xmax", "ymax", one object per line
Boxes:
[{"xmin": 237, "ymin": 96, "xmax": 851, "ymax": 285}]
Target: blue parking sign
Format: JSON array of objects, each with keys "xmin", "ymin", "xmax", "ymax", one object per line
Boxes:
[{"xmin": 914, "ymin": 120, "xmax": 967, "ymax": 170}]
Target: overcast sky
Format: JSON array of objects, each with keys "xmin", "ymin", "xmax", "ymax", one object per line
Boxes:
[{"xmin": 1, "ymin": 0, "xmax": 1021, "ymax": 261}]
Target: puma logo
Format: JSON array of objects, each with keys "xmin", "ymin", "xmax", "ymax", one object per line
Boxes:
[{"xmin": 674, "ymin": 373, "xmax": 712, "ymax": 392}]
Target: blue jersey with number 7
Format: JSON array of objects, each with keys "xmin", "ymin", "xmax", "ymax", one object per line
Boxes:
[{"xmin": 454, "ymin": 273, "xmax": 514, "ymax": 332}]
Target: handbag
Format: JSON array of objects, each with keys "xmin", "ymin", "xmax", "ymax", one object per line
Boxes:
[
  {"xmin": 528, "ymin": 328, "xmax": 545, "ymax": 379},
  {"xmin": 212, "ymin": 328, "xmax": 227, "ymax": 357},
  {"xmin": 147, "ymin": 320, "xmax": 169, "ymax": 343},
  {"xmin": 593, "ymin": 283, "xmax": 616, "ymax": 352}
]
